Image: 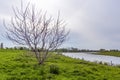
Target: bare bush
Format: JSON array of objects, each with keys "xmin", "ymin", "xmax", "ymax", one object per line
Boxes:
[{"xmin": 4, "ymin": 2, "xmax": 69, "ymax": 65}]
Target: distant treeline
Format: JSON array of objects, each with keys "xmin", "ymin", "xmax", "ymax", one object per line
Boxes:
[
  {"xmin": 55, "ymin": 48, "xmax": 98, "ymax": 52},
  {"xmin": 55, "ymin": 48, "xmax": 120, "ymax": 52},
  {"xmin": 2, "ymin": 46, "xmax": 120, "ymax": 52},
  {"xmin": 5, "ymin": 47, "xmax": 29, "ymax": 50}
]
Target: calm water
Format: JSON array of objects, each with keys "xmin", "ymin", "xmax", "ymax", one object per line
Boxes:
[{"xmin": 62, "ymin": 52, "xmax": 120, "ymax": 65}]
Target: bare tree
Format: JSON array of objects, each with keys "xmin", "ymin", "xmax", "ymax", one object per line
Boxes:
[{"xmin": 4, "ymin": 2, "xmax": 69, "ymax": 65}]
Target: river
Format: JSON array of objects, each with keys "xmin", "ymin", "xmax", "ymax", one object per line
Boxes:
[{"xmin": 62, "ymin": 52, "xmax": 120, "ymax": 65}]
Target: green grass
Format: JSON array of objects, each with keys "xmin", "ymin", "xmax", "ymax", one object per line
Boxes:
[
  {"xmin": 0, "ymin": 49, "xmax": 120, "ymax": 80},
  {"xmin": 95, "ymin": 51, "xmax": 120, "ymax": 57}
]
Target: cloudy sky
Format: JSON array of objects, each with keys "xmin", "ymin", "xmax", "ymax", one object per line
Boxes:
[{"xmin": 0, "ymin": 0, "xmax": 120, "ymax": 49}]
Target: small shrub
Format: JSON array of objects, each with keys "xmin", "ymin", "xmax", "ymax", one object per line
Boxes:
[
  {"xmin": 49, "ymin": 64, "xmax": 60, "ymax": 74},
  {"xmin": 116, "ymin": 65, "xmax": 120, "ymax": 68},
  {"xmin": 99, "ymin": 61, "xmax": 103, "ymax": 64},
  {"xmin": 104, "ymin": 62, "xmax": 109, "ymax": 65}
]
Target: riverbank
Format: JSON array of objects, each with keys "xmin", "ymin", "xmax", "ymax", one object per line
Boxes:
[
  {"xmin": 0, "ymin": 49, "xmax": 120, "ymax": 80},
  {"xmin": 93, "ymin": 51, "xmax": 120, "ymax": 57}
]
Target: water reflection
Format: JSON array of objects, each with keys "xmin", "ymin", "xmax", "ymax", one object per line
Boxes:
[{"xmin": 62, "ymin": 53, "xmax": 120, "ymax": 65}]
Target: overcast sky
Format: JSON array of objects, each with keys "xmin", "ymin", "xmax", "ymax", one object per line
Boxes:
[{"xmin": 0, "ymin": 0, "xmax": 120, "ymax": 49}]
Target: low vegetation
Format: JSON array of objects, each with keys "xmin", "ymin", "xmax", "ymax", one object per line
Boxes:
[
  {"xmin": 96, "ymin": 51, "xmax": 120, "ymax": 57},
  {"xmin": 0, "ymin": 49, "xmax": 120, "ymax": 80}
]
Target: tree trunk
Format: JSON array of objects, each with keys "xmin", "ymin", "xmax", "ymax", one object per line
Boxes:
[
  {"xmin": 38, "ymin": 60, "xmax": 44, "ymax": 65},
  {"xmin": 38, "ymin": 52, "xmax": 48, "ymax": 65}
]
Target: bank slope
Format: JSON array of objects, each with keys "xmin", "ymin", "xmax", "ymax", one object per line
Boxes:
[{"xmin": 0, "ymin": 49, "xmax": 120, "ymax": 80}]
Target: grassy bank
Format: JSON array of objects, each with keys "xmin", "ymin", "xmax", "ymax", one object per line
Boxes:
[
  {"xmin": 0, "ymin": 49, "xmax": 120, "ymax": 80},
  {"xmin": 95, "ymin": 51, "xmax": 120, "ymax": 57}
]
